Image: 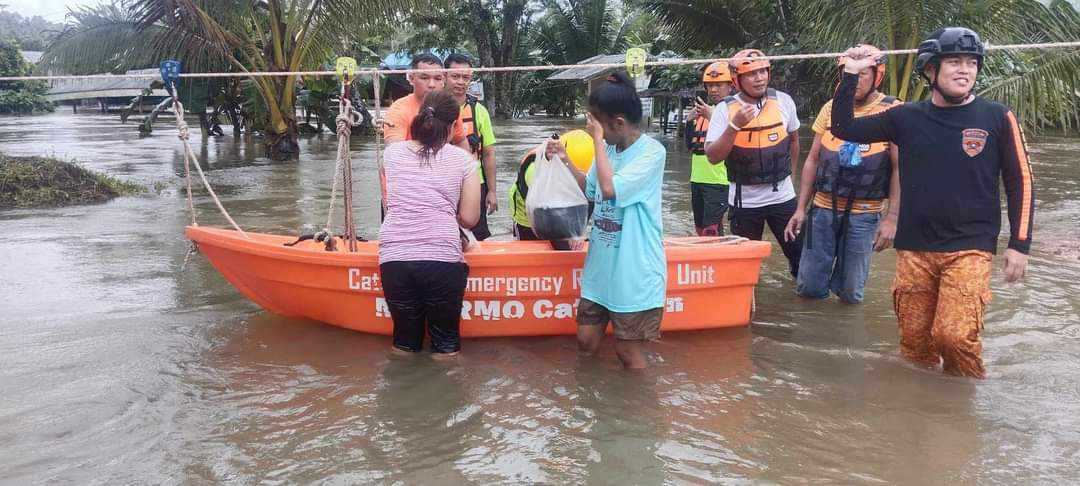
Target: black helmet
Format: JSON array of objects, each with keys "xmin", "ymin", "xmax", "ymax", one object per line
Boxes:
[{"xmin": 915, "ymin": 27, "xmax": 985, "ymax": 80}]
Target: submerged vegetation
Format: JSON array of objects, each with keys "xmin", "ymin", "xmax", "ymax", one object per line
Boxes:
[{"xmin": 0, "ymin": 153, "xmax": 143, "ymax": 208}]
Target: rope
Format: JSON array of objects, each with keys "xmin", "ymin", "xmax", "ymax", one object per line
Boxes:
[
  {"xmin": 340, "ymin": 89, "xmax": 359, "ymax": 252},
  {"xmin": 6, "ymin": 41, "xmax": 1079, "ymax": 82},
  {"xmin": 170, "ymin": 97, "xmax": 249, "ymax": 238},
  {"xmin": 326, "ymin": 96, "xmax": 360, "ymax": 234},
  {"xmin": 373, "ymin": 74, "xmax": 386, "ymax": 214}
]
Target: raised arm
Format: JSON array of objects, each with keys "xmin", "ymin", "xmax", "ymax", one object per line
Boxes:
[{"xmin": 831, "ymin": 72, "xmax": 897, "ymax": 144}]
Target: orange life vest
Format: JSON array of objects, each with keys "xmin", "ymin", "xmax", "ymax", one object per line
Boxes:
[
  {"xmin": 724, "ymin": 89, "xmax": 792, "ymax": 188},
  {"xmin": 688, "ymin": 115, "xmax": 709, "ymax": 154},
  {"xmin": 815, "ymin": 95, "xmax": 901, "ymax": 201}
]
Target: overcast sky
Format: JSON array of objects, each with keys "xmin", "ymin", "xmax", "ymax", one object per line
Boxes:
[{"xmin": 3, "ymin": 0, "xmax": 98, "ymax": 22}]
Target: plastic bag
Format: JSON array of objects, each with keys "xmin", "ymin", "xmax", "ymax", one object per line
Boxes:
[
  {"xmin": 838, "ymin": 141, "xmax": 863, "ymax": 168},
  {"xmin": 525, "ymin": 139, "xmax": 589, "ymax": 240}
]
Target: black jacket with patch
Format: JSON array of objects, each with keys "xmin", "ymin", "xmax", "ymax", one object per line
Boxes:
[{"xmin": 831, "ymin": 72, "xmax": 1035, "ymax": 254}]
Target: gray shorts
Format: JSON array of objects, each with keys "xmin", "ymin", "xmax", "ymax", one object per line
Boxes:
[{"xmin": 576, "ymin": 298, "xmax": 663, "ymax": 341}]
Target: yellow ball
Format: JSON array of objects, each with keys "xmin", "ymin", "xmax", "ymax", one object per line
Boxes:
[{"xmin": 561, "ymin": 129, "xmax": 595, "ymax": 172}]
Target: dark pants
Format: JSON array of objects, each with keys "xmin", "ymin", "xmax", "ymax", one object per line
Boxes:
[
  {"xmin": 472, "ymin": 183, "xmax": 492, "ymax": 241},
  {"xmin": 379, "ymin": 261, "xmax": 469, "ymax": 353},
  {"xmin": 730, "ymin": 197, "xmax": 802, "ymax": 277},
  {"xmin": 690, "ymin": 182, "xmax": 728, "ymax": 236}
]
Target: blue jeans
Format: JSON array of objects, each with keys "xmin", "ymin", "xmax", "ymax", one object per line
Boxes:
[{"xmin": 795, "ymin": 207, "xmax": 880, "ymax": 304}]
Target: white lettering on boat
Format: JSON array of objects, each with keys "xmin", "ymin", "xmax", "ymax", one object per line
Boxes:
[
  {"xmin": 464, "ymin": 276, "xmax": 566, "ymax": 297},
  {"xmin": 348, "ymin": 269, "xmax": 382, "ymax": 291},
  {"xmin": 375, "ymin": 297, "xmax": 391, "ymax": 318},
  {"xmin": 676, "ymin": 263, "xmax": 715, "ymax": 285},
  {"xmin": 533, "ymin": 299, "xmax": 578, "ymax": 319},
  {"xmin": 572, "ymin": 268, "xmax": 583, "ymax": 290},
  {"xmin": 377, "ymin": 297, "xmax": 684, "ymax": 321}
]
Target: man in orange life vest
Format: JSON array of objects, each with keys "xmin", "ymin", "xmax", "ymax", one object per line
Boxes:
[
  {"xmin": 705, "ymin": 49, "xmax": 803, "ymax": 277},
  {"xmin": 834, "ymin": 28, "xmax": 1035, "ymax": 378},
  {"xmin": 783, "ymin": 44, "xmax": 902, "ymax": 304},
  {"xmin": 445, "ymin": 53, "xmax": 499, "ymax": 240},
  {"xmin": 685, "ymin": 62, "xmax": 733, "ymax": 236}
]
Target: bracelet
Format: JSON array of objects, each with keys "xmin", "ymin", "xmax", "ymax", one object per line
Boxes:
[{"xmin": 728, "ymin": 120, "xmax": 741, "ymax": 132}]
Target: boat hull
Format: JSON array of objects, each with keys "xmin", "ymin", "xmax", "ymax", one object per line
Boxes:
[{"xmin": 186, "ymin": 226, "xmax": 771, "ymax": 337}]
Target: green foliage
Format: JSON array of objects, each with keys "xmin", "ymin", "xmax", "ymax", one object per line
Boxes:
[
  {"xmin": 42, "ymin": 0, "xmax": 425, "ymax": 158},
  {"xmin": 0, "ymin": 38, "xmax": 52, "ymax": 114},
  {"xmin": 636, "ymin": 0, "xmax": 1080, "ymax": 131},
  {"xmin": 0, "ymin": 6, "xmax": 63, "ymax": 51}
]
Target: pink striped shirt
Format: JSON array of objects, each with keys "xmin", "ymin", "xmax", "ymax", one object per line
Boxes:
[{"xmin": 379, "ymin": 141, "xmax": 476, "ymax": 264}]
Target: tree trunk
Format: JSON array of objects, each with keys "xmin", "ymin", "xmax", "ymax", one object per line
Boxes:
[
  {"xmin": 263, "ymin": 76, "xmax": 301, "ymax": 160},
  {"xmin": 267, "ymin": 114, "xmax": 300, "ymax": 160},
  {"xmin": 138, "ymin": 98, "xmax": 174, "ymax": 133},
  {"xmin": 466, "ymin": 0, "xmax": 526, "ymax": 119}
]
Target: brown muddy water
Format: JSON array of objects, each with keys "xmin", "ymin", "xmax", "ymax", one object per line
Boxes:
[{"xmin": 1, "ymin": 112, "xmax": 1079, "ymax": 484}]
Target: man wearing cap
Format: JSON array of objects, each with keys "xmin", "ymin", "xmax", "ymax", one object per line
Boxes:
[{"xmin": 833, "ymin": 28, "xmax": 1035, "ymax": 378}]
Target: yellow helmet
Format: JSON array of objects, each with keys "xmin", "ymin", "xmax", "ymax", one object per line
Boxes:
[
  {"xmin": 561, "ymin": 129, "xmax": 595, "ymax": 172},
  {"xmin": 702, "ymin": 61, "xmax": 732, "ymax": 84}
]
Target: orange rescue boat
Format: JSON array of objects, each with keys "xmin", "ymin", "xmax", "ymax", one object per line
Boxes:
[{"xmin": 186, "ymin": 226, "xmax": 771, "ymax": 337}]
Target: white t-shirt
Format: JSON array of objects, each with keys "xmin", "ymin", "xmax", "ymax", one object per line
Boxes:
[{"xmin": 705, "ymin": 90, "xmax": 800, "ymax": 208}]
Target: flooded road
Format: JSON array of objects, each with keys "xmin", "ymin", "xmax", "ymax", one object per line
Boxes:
[{"xmin": 1, "ymin": 112, "xmax": 1078, "ymax": 483}]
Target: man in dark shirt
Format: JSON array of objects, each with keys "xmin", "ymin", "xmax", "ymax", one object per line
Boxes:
[{"xmin": 833, "ymin": 27, "xmax": 1034, "ymax": 378}]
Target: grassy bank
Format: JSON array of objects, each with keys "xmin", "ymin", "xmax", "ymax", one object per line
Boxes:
[{"xmin": 0, "ymin": 153, "xmax": 144, "ymax": 209}]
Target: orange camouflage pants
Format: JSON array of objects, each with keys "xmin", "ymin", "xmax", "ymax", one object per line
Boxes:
[{"xmin": 892, "ymin": 250, "xmax": 993, "ymax": 378}]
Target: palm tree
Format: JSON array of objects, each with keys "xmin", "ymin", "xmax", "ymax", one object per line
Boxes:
[
  {"xmin": 639, "ymin": 0, "xmax": 1080, "ymax": 130},
  {"xmin": 43, "ymin": 0, "xmax": 416, "ymax": 159},
  {"xmin": 531, "ymin": 0, "xmax": 638, "ymax": 66},
  {"xmin": 520, "ymin": 0, "xmax": 640, "ymax": 116}
]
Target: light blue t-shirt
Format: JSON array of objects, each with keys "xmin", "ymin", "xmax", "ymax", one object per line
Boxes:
[{"xmin": 582, "ymin": 134, "xmax": 667, "ymax": 312}]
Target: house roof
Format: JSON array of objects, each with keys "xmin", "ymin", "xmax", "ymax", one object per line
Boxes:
[{"xmin": 546, "ymin": 54, "xmax": 630, "ymax": 82}]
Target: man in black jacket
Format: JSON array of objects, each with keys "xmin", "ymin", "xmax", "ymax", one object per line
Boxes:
[{"xmin": 833, "ymin": 28, "xmax": 1034, "ymax": 378}]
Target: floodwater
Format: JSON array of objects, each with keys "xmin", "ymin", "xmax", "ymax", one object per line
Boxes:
[{"xmin": 1, "ymin": 112, "xmax": 1078, "ymax": 484}]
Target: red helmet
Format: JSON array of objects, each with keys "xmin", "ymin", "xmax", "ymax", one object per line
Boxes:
[
  {"xmin": 838, "ymin": 44, "xmax": 887, "ymax": 89},
  {"xmin": 728, "ymin": 49, "xmax": 771, "ymax": 92}
]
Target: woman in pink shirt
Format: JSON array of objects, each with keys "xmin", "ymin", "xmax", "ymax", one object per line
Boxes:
[{"xmin": 379, "ymin": 90, "xmax": 481, "ymax": 356}]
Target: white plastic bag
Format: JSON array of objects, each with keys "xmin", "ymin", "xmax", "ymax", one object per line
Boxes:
[{"xmin": 525, "ymin": 139, "xmax": 589, "ymax": 240}]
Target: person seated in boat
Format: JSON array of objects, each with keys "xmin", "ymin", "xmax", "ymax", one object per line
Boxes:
[
  {"xmin": 382, "ymin": 52, "xmax": 470, "ymax": 154},
  {"xmin": 445, "ymin": 53, "xmax": 498, "ymax": 241},
  {"xmin": 378, "ymin": 90, "xmax": 482, "ymax": 357},
  {"xmin": 553, "ymin": 71, "xmax": 668, "ymax": 370},
  {"xmin": 508, "ymin": 129, "xmax": 595, "ymax": 249}
]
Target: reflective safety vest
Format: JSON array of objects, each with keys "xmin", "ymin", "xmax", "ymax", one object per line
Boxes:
[
  {"xmin": 724, "ymin": 89, "xmax": 791, "ymax": 188},
  {"xmin": 687, "ymin": 114, "xmax": 728, "ymax": 185},
  {"xmin": 814, "ymin": 95, "xmax": 901, "ymax": 201},
  {"xmin": 509, "ymin": 149, "xmax": 539, "ymax": 228}
]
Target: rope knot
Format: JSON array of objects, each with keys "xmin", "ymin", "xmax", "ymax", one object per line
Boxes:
[{"xmin": 177, "ymin": 120, "xmax": 190, "ymax": 140}]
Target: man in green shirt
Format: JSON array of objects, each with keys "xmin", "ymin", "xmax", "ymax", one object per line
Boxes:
[
  {"xmin": 445, "ymin": 53, "xmax": 498, "ymax": 240},
  {"xmin": 685, "ymin": 62, "xmax": 733, "ymax": 236}
]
